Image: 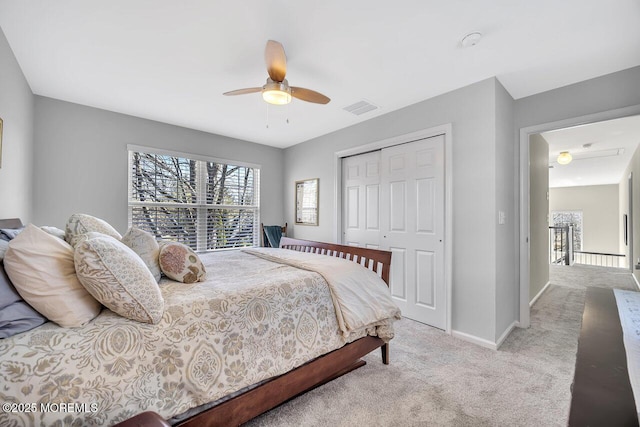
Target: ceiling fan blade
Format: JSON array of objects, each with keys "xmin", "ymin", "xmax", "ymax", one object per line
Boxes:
[
  {"xmin": 265, "ymin": 40, "xmax": 287, "ymax": 82},
  {"xmin": 223, "ymin": 87, "xmax": 262, "ymax": 96},
  {"xmin": 290, "ymin": 87, "xmax": 331, "ymax": 104}
]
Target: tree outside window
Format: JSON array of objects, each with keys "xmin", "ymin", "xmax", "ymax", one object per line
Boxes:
[
  {"xmin": 552, "ymin": 210, "xmax": 583, "ymax": 251},
  {"xmin": 128, "ymin": 149, "xmax": 260, "ymax": 251}
]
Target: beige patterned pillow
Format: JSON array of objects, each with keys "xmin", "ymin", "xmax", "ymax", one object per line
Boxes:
[
  {"xmin": 3, "ymin": 224, "xmax": 102, "ymax": 327},
  {"xmin": 65, "ymin": 213, "xmax": 121, "ymax": 245},
  {"xmin": 121, "ymin": 227, "xmax": 161, "ymax": 282},
  {"xmin": 68, "ymin": 231, "xmax": 107, "ymax": 249},
  {"xmin": 158, "ymin": 242, "xmax": 206, "ymax": 283},
  {"xmin": 74, "ymin": 235, "xmax": 164, "ymax": 324}
]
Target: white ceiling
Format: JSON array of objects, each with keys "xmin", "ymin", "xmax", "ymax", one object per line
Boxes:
[
  {"xmin": 544, "ymin": 115, "xmax": 640, "ymax": 188},
  {"xmin": 0, "ymin": 0, "xmax": 639, "ymax": 148}
]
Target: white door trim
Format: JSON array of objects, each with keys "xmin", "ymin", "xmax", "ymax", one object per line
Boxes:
[
  {"xmin": 519, "ymin": 105, "xmax": 640, "ymax": 328},
  {"xmin": 333, "ymin": 123, "xmax": 453, "ymax": 334}
]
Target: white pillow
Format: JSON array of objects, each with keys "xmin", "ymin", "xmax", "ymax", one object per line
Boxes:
[
  {"xmin": 65, "ymin": 213, "xmax": 121, "ymax": 245},
  {"xmin": 74, "ymin": 235, "xmax": 164, "ymax": 324},
  {"xmin": 121, "ymin": 227, "xmax": 161, "ymax": 282},
  {"xmin": 3, "ymin": 224, "xmax": 102, "ymax": 327}
]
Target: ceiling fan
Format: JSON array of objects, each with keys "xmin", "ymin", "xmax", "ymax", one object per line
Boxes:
[{"xmin": 223, "ymin": 40, "xmax": 330, "ymax": 105}]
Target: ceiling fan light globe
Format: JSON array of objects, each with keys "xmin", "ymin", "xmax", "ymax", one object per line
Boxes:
[
  {"xmin": 557, "ymin": 151, "xmax": 572, "ymax": 165},
  {"xmin": 262, "ymin": 89, "xmax": 292, "ymax": 105}
]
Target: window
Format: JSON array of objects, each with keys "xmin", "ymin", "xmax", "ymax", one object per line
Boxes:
[
  {"xmin": 128, "ymin": 146, "xmax": 260, "ymax": 251},
  {"xmin": 552, "ymin": 210, "xmax": 582, "ymax": 250}
]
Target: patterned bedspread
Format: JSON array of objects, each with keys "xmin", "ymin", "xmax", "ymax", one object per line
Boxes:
[{"xmin": 0, "ymin": 250, "xmax": 397, "ymax": 426}]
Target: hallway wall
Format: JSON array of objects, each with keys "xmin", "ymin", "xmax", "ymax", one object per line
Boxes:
[
  {"xmin": 530, "ymin": 134, "xmax": 550, "ymax": 301},
  {"xmin": 550, "ymin": 184, "xmax": 620, "ymax": 255}
]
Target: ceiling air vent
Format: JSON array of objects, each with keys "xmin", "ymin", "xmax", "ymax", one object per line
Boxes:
[{"xmin": 343, "ymin": 100, "xmax": 379, "ymax": 116}]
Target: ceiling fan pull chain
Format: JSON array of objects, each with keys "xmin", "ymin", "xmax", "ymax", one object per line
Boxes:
[
  {"xmin": 286, "ymin": 102, "xmax": 290, "ymax": 124},
  {"xmin": 266, "ymin": 103, "xmax": 270, "ymax": 129}
]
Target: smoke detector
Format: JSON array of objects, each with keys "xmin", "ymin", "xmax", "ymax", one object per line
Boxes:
[{"xmin": 461, "ymin": 32, "xmax": 482, "ymax": 48}]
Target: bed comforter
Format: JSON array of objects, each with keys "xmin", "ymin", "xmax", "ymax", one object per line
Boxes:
[{"xmin": 0, "ymin": 249, "xmax": 398, "ymax": 426}]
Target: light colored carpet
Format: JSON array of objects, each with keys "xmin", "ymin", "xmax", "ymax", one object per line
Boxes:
[{"xmin": 245, "ymin": 264, "xmax": 637, "ymax": 427}]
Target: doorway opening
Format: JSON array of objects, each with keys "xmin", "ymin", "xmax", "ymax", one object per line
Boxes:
[{"xmin": 520, "ymin": 107, "xmax": 640, "ymax": 328}]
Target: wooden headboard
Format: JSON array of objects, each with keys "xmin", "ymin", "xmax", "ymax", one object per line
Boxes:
[
  {"xmin": 0, "ymin": 218, "xmax": 24, "ymax": 229},
  {"xmin": 279, "ymin": 237, "xmax": 392, "ymax": 286}
]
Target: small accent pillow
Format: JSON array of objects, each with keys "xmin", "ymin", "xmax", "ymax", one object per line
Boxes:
[
  {"xmin": 65, "ymin": 213, "xmax": 121, "ymax": 245},
  {"xmin": 75, "ymin": 235, "xmax": 164, "ymax": 324},
  {"xmin": 3, "ymin": 224, "xmax": 102, "ymax": 327},
  {"xmin": 121, "ymin": 227, "xmax": 161, "ymax": 282},
  {"xmin": 158, "ymin": 242, "xmax": 206, "ymax": 283}
]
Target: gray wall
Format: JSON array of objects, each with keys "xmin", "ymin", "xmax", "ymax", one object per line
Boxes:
[
  {"xmin": 33, "ymin": 97, "xmax": 284, "ymax": 233},
  {"xmin": 284, "ymin": 78, "xmax": 507, "ymax": 343},
  {"xmin": 529, "ymin": 134, "xmax": 549, "ymax": 301},
  {"xmin": 515, "ymin": 66, "xmax": 640, "ymax": 131},
  {"xmin": 494, "ymin": 80, "xmax": 518, "ymax": 340},
  {"xmin": 0, "ymin": 28, "xmax": 34, "ymax": 222},
  {"xmin": 550, "ymin": 184, "xmax": 620, "ymax": 254}
]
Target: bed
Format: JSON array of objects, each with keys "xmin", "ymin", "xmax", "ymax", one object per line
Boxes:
[{"xmin": 0, "ymin": 217, "xmax": 398, "ymax": 427}]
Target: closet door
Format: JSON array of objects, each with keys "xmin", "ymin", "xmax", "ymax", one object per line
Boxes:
[
  {"xmin": 342, "ymin": 151, "xmax": 381, "ymax": 248},
  {"xmin": 341, "ymin": 134, "xmax": 445, "ymax": 329},
  {"xmin": 380, "ymin": 135, "xmax": 446, "ymax": 329}
]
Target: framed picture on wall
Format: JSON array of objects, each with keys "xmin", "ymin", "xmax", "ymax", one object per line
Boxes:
[{"xmin": 295, "ymin": 178, "xmax": 319, "ymax": 225}]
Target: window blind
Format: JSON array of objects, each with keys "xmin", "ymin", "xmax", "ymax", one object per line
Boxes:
[{"xmin": 128, "ymin": 150, "xmax": 260, "ymax": 251}]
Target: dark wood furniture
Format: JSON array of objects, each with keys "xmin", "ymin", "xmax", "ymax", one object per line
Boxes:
[
  {"xmin": 569, "ymin": 287, "xmax": 639, "ymax": 426},
  {"xmin": 114, "ymin": 411, "xmax": 171, "ymax": 427}
]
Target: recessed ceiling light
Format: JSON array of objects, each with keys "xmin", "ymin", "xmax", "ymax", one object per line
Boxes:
[{"xmin": 461, "ymin": 32, "xmax": 482, "ymax": 48}]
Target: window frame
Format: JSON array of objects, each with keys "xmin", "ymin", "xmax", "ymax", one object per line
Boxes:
[{"xmin": 127, "ymin": 144, "xmax": 261, "ymax": 252}]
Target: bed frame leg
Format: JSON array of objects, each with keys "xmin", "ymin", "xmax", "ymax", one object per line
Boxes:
[{"xmin": 381, "ymin": 343, "xmax": 389, "ymax": 365}]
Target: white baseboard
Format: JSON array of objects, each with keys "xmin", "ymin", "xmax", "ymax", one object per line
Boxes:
[
  {"xmin": 495, "ymin": 321, "xmax": 518, "ymax": 350},
  {"xmin": 452, "ymin": 320, "xmax": 518, "ymax": 351},
  {"xmin": 451, "ymin": 330, "xmax": 497, "ymax": 350},
  {"xmin": 633, "ymin": 273, "xmax": 640, "ymax": 291},
  {"xmin": 530, "ymin": 280, "xmax": 551, "ymax": 307}
]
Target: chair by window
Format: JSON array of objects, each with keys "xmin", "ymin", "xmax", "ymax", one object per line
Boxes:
[{"xmin": 260, "ymin": 223, "xmax": 287, "ymax": 247}]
